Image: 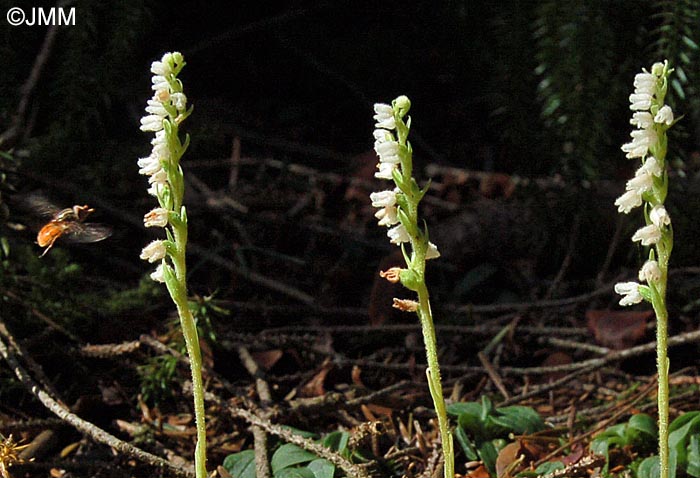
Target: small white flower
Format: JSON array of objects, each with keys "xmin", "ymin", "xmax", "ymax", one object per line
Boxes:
[
  {"xmin": 140, "ymin": 115, "xmax": 164, "ymax": 132},
  {"xmin": 375, "ymin": 206, "xmax": 399, "ymax": 226},
  {"xmin": 425, "ymin": 242, "xmax": 440, "ymax": 260},
  {"xmin": 147, "ymin": 169, "xmax": 168, "ymax": 197},
  {"xmin": 615, "ymin": 281, "xmax": 644, "ymax": 306},
  {"xmin": 137, "ymin": 153, "xmax": 161, "ymax": 176},
  {"xmin": 150, "ymin": 263, "xmax": 166, "ymax": 283},
  {"xmin": 149, "ymin": 169, "xmax": 168, "ymax": 185},
  {"xmin": 626, "ymin": 171, "xmax": 653, "ymax": 194},
  {"xmin": 654, "ymin": 105, "xmax": 674, "ymax": 125},
  {"xmin": 630, "ymin": 111, "xmax": 654, "ymax": 129},
  {"xmin": 373, "ymin": 129, "xmax": 392, "ymax": 143},
  {"xmin": 151, "ymin": 75, "xmax": 169, "ymax": 90},
  {"xmin": 155, "ymin": 89, "xmax": 170, "ymax": 103},
  {"xmin": 630, "ymin": 127, "xmax": 658, "ymax": 145},
  {"xmin": 387, "ymin": 223, "xmax": 410, "ymax": 245},
  {"xmin": 370, "ymin": 189, "xmax": 397, "ymax": 208},
  {"xmin": 152, "ymin": 130, "xmax": 167, "ymax": 145},
  {"xmin": 151, "ymin": 141, "xmax": 170, "ymax": 161},
  {"xmin": 629, "ymin": 93, "xmax": 653, "ymax": 111},
  {"xmin": 621, "ymin": 140, "xmax": 649, "ymax": 159},
  {"xmin": 650, "ymin": 204, "xmax": 671, "ymax": 227},
  {"xmin": 140, "ymin": 240, "xmax": 167, "ymax": 263},
  {"xmin": 651, "ymin": 62, "xmax": 665, "ymax": 76},
  {"xmin": 171, "ymin": 92, "xmax": 187, "ymax": 111},
  {"xmin": 639, "ymin": 156, "xmax": 663, "ymax": 177},
  {"xmin": 639, "ymin": 260, "xmax": 661, "ymax": 283},
  {"xmin": 375, "ymin": 162, "xmax": 398, "ymax": 180},
  {"xmin": 632, "ymin": 224, "xmax": 662, "ymax": 246},
  {"xmin": 151, "ymin": 53, "xmax": 174, "ymax": 76},
  {"xmin": 633, "ymin": 72, "xmax": 657, "ymax": 95},
  {"xmin": 621, "ymin": 128, "xmax": 658, "ymax": 158},
  {"xmin": 144, "ymin": 207, "xmax": 169, "ymax": 228},
  {"xmin": 374, "ymin": 140, "xmax": 400, "ymax": 164},
  {"xmin": 147, "ymin": 182, "xmax": 164, "ymax": 197},
  {"xmin": 145, "ymin": 99, "xmax": 168, "ymax": 117},
  {"xmin": 373, "ymin": 103, "xmax": 396, "ymax": 130},
  {"xmin": 614, "ymin": 189, "xmax": 643, "ymax": 214}
]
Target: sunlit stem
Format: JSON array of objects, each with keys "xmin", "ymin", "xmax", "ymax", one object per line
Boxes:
[
  {"xmin": 653, "ymin": 231, "xmax": 671, "ymax": 478},
  {"xmin": 170, "ymin": 220, "xmax": 207, "ymax": 478},
  {"xmin": 417, "ymin": 283, "xmax": 454, "ymax": 478}
]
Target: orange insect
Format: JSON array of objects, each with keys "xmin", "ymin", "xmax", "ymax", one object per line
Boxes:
[{"xmin": 36, "ymin": 204, "xmax": 112, "ymax": 257}]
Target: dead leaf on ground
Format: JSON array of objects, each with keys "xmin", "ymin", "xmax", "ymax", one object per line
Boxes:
[
  {"xmin": 586, "ymin": 309, "xmax": 652, "ymax": 349},
  {"xmin": 251, "ymin": 349, "xmax": 283, "ymax": 370},
  {"xmin": 299, "ymin": 359, "xmax": 333, "ymax": 397}
]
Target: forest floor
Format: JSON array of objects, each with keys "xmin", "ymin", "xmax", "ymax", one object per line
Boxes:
[{"xmin": 2, "ymin": 157, "xmax": 700, "ymax": 478}]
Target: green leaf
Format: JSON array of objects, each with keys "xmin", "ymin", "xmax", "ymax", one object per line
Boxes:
[
  {"xmin": 669, "ymin": 412, "xmax": 700, "ymax": 469},
  {"xmin": 454, "ymin": 426, "xmax": 479, "ymax": 461},
  {"xmin": 492, "ymin": 406, "xmax": 545, "ymax": 434},
  {"xmin": 682, "ymin": 35, "xmax": 699, "ymax": 50},
  {"xmin": 222, "ymin": 450, "xmax": 256, "ymax": 478},
  {"xmin": 478, "ymin": 440, "xmax": 499, "ymax": 474},
  {"xmin": 534, "ymin": 461, "xmax": 565, "ymax": 475},
  {"xmin": 320, "ymin": 431, "xmax": 349, "ymax": 454},
  {"xmin": 307, "ymin": 459, "xmax": 335, "ymax": 478},
  {"xmin": 458, "ymin": 410, "xmax": 486, "ymax": 441},
  {"xmin": 687, "ymin": 434, "xmax": 700, "ymax": 477},
  {"xmin": 280, "ymin": 426, "xmax": 318, "ymax": 439},
  {"xmin": 274, "ymin": 467, "xmax": 316, "ymax": 478},
  {"xmin": 480, "ymin": 395, "xmax": 494, "ymax": 422},
  {"xmin": 447, "ymin": 402, "xmax": 483, "ymax": 417},
  {"xmin": 638, "ymin": 456, "xmax": 659, "ymax": 478},
  {"xmin": 271, "ymin": 444, "xmax": 318, "ymax": 473},
  {"xmin": 625, "ymin": 414, "xmax": 657, "ymax": 450}
]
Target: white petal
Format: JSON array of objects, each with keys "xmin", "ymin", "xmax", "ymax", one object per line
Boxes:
[
  {"xmin": 614, "ymin": 189, "xmax": 642, "ymax": 214},
  {"xmin": 370, "ymin": 190, "xmax": 397, "ymax": 208},
  {"xmin": 631, "ymin": 224, "xmax": 662, "ymax": 246},
  {"xmin": 614, "ymin": 281, "xmax": 644, "ymax": 306},
  {"xmin": 639, "ymin": 156, "xmax": 663, "ymax": 177},
  {"xmin": 654, "ymin": 105, "xmax": 674, "ymax": 125},
  {"xmin": 140, "ymin": 240, "xmax": 167, "ymax": 263},
  {"xmin": 387, "ymin": 224, "xmax": 410, "ymax": 245},
  {"xmin": 650, "ymin": 205, "xmax": 671, "ymax": 227},
  {"xmin": 375, "ymin": 162, "xmax": 397, "ymax": 180},
  {"xmin": 425, "ymin": 242, "xmax": 440, "ymax": 260},
  {"xmin": 639, "ymin": 260, "xmax": 661, "ymax": 283}
]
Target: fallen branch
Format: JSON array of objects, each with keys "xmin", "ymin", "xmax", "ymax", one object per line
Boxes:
[{"xmin": 0, "ymin": 333, "xmax": 195, "ymax": 478}]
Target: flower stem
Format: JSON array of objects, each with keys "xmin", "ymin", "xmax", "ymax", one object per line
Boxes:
[
  {"xmin": 654, "ymin": 249, "xmax": 670, "ymax": 478},
  {"xmin": 417, "ymin": 283, "xmax": 454, "ymax": 478},
  {"xmin": 655, "ymin": 301, "xmax": 669, "ymax": 478},
  {"xmin": 170, "ymin": 224, "xmax": 207, "ymax": 478}
]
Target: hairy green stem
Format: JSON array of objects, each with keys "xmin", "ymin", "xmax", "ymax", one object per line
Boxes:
[
  {"xmin": 417, "ymin": 283, "xmax": 454, "ymax": 478},
  {"xmin": 654, "ymin": 236, "xmax": 671, "ymax": 478},
  {"xmin": 655, "ymin": 301, "xmax": 669, "ymax": 478},
  {"xmin": 171, "ymin": 224, "xmax": 207, "ymax": 478}
]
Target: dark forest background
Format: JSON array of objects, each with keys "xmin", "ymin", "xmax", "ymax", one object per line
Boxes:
[{"xmin": 2, "ymin": 0, "xmax": 700, "ymax": 323}]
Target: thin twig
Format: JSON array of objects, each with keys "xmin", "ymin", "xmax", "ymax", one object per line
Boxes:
[
  {"xmin": 477, "ymin": 352, "xmax": 510, "ymax": 399},
  {"xmin": 538, "ymin": 336, "xmax": 610, "ymax": 355},
  {"xmin": 0, "ymin": 335, "xmax": 194, "ymax": 478},
  {"xmin": 0, "ymin": 2, "xmax": 61, "ymax": 148},
  {"xmin": 228, "ymin": 136, "xmax": 241, "ymax": 191},
  {"xmin": 200, "ymin": 388, "xmax": 372, "ymax": 478},
  {"xmin": 237, "ymin": 346, "xmax": 272, "ymax": 478},
  {"xmin": 544, "ymin": 213, "xmax": 580, "ymax": 300},
  {"xmin": 533, "ymin": 379, "xmax": 657, "ymax": 467},
  {"xmin": 596, "ymin": 214, "xmax": 625, "ymax": 288}
]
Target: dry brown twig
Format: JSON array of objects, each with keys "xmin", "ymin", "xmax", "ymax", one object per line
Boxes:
[
  {"xmin": 237, "ymin": 346, "xmax": 272, "ymax": 478},
  {"xmin": 0, "ymin": 332, "xmax": 194, "ymax": 478}
]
